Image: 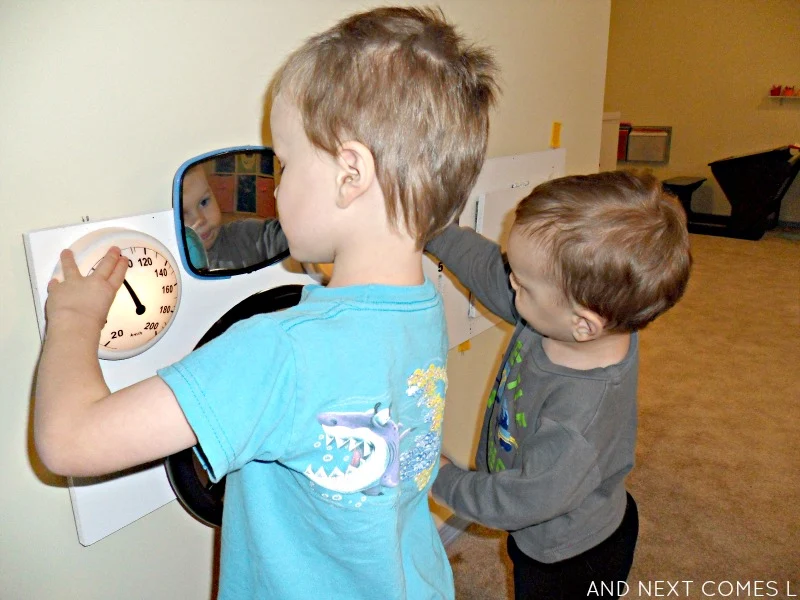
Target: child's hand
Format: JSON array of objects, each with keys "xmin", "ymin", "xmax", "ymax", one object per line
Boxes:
[{"xmin": 45, "ymin": 247, "xmax": 128, "ymax": 330}]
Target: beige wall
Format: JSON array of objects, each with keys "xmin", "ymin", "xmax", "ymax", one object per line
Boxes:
[
  {"xmin": 0, "ymin": 1, "xmax": 610, "ymax": 597},
  {"xmin": 604, "ymin": 0, "xmax": 800, "ymax": 221}
]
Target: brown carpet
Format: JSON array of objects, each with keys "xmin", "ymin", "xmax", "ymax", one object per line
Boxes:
[{"xmin": 445, "ymin": 230, "xmax": 800, "ymax": 599}]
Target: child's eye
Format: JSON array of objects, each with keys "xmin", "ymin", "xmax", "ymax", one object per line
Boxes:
[{"xmin": 199, "ymin": 197, "xmax": 210, "ymax": 208}]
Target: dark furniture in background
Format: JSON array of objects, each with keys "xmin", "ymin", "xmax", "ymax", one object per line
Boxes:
[
  {"xmin": 663, "ymin": 146, "xmax": 800, "ymax": 240},
  {"xmin": 707, "ymin": 146, "xmax": 800, "ymax": 240}
]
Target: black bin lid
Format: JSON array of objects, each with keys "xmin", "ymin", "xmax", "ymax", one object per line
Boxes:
[{"xmin": 709, "ymin": 146, "xmax": 800, "ymax": 210}]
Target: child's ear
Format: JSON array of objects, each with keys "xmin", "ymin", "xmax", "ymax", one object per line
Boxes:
[
  {"xmin": 335, "ymin": 141, "xmax": 375, "ymax": 209},
  {"xmin": 572, "ymin": 307, "xmax": 605, "ymax": 342}
]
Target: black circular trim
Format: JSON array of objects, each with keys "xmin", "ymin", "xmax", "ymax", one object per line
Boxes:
[{"xmin": 164, "ymin": 284, "xmax": 305, "ymax": 527}]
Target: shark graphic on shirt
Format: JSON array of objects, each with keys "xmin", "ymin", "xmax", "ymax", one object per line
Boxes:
[
  {"xmin": 303, "ymin": 364, "xmax": 447, "ymax": 499},
  {"xmin": 304, "ymin": 403, "xmax": 409, "ymax": 496}
]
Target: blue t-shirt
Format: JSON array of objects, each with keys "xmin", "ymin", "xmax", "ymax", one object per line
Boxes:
[{"xmin": 158, "ymin": 280, "xmax": 454, "ymax": 599}]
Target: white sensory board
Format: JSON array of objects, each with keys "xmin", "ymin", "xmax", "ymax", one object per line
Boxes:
[
  {"xmin": 424, "ymin": 148, "xmax": 566, "ymax": 346},
  {"xmin": 23, "ymin": 148, "xmax": 564, "ymax": 547}
]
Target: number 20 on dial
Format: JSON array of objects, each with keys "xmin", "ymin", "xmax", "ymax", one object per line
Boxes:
[{"xmin": 55, "ymin": 228, "xmax": 182, "ymax": 360}]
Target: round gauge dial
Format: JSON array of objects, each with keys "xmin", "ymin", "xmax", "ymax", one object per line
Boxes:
[
  {"xmin": 92, "ymin": 244, "xmax": 180, "ymax": 358},
  {"xmin": 54, "ymin": 227, "xmax": 182, "ymax": 360}
]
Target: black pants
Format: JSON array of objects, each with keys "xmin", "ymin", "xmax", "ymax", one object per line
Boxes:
[{"xmin": 506, "ymin": 492, "xmax": 639, "ymax": 600}]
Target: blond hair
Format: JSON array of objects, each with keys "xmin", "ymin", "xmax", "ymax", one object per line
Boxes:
[
  {"xmin": 514, "ymin": 171, "xmax": 692, "ymax": 333},
  {"xmin": 271, "ymin": 6, "xmax": 499, "ymax": 248}
]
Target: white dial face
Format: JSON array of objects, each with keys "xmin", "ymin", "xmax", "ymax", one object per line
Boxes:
[{"xmin": 89, "ymin": 245, "xmax": 180, "ymax": 358}]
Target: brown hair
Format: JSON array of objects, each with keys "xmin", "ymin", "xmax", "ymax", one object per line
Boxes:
[
  {"xmin": 271, "ymin": 6, "xmax": 499, "ymax": 248},
  {"xmin": 514, "ymin": 171, "xmax": 692, "ymax": 333}
]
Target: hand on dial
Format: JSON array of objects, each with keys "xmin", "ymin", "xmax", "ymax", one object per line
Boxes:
[{"xmin": 45, "ymin": 247, "xmax": 129, "ymax": 329}]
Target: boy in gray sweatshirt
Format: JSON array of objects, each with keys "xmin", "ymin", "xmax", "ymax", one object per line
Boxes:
[{"xmin": 429, "ymin": 170, "xmax": 692, "ymax": 599}]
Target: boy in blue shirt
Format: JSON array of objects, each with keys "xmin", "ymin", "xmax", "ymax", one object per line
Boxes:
[
  {"xmin": 34, "ymin": 7, "xmax": 498, "ymax": 599},
  {"xmin": 429, "ymin": 171, "xmax": 692, "ymax": 599}
]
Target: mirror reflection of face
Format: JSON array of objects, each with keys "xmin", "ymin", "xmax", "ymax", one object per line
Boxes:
[{"xmin": 182, "ymin": 166, "xmax": 222, "ymax": 250}]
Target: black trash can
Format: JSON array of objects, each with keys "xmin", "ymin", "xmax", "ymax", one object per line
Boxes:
[{"xmin": 708, "ymin": 146, "xmax": 800, "ymax": 240}]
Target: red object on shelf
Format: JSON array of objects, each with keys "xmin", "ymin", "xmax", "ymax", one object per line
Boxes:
[{"xmin": 771, "ymin": 85, "xmax": 783, "ymax": 96}]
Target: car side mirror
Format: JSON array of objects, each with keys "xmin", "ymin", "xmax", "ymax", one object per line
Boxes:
[{"xmin": 173, "ymin": 146, "xmax": 289, "ymax": 278}]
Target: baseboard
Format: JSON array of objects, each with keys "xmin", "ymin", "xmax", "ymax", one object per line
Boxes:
[{"xmin": 438, "ymin": 514, "xmax": 472, "ymax": 547}]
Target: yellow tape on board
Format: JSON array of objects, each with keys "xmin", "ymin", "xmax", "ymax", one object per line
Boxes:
[{"xmin": 550, "ymin": 121, "xmax": 562, "ymax": 148}]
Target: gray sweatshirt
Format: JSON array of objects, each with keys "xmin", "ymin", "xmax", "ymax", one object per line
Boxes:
[
  {"xmin": 428, "ymin": 224, "xmax": 638, "ymax": 563},
  {"xmin": 207, "ymin": 218, "xmax": 288, "ymax": 271}
]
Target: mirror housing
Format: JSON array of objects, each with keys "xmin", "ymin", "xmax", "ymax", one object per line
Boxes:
[{"xmin": 172, "ymin": 146, "xmax": 289, "ymax": 279}]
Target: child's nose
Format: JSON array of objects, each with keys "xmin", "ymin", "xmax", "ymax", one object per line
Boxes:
[{"xmin": 187, "ymin": 211, "xmax": 204, "ymax": 229}]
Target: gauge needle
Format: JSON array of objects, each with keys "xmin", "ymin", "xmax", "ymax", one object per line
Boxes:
[{"xmin": 123, "ymin": 279, "xmax": 146, "ymax": 315}]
